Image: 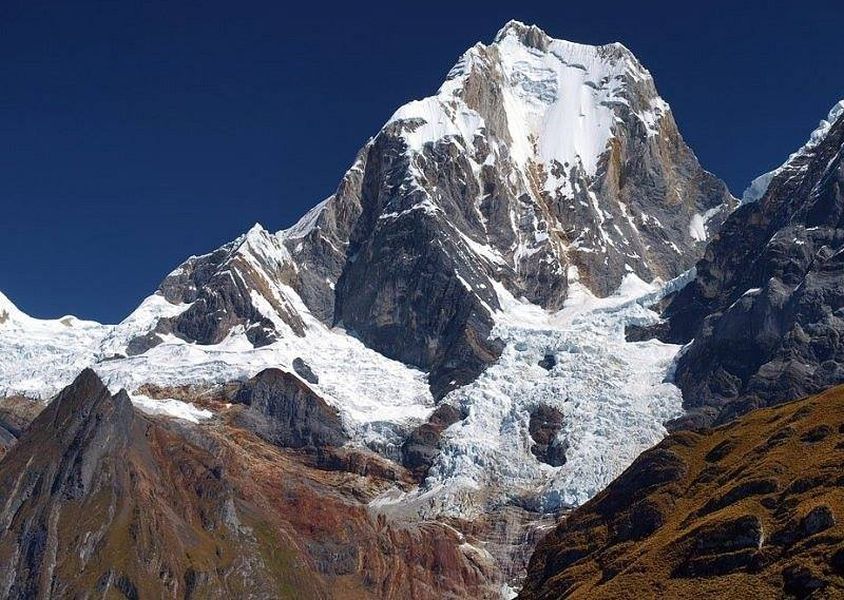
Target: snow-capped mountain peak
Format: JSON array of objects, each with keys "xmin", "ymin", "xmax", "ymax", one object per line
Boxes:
[
  {"xmin": 87, "ymin": 21, "xmax": 731, "ymax": 404},
  {"xmin": 493, "ymin": 19, "xmax": 548, "ymax": 46},
  {"xmin": 0, "ymin": 20, "xmax": 735, "ymax": 536},
  {"xmin": 391, "ymin": 21, "xmax": 669, "ymax": 178},
  {"xmin": 742, "ymin": 98, "xmax": 844, "ymax": 204}
]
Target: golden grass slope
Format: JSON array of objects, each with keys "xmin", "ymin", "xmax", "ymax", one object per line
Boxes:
[{"xmin": 521, "ymin": 385, "xmax": 844, "ymax": 599}]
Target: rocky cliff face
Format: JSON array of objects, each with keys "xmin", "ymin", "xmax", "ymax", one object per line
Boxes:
[
  {"xmin": 293, "ymin": 20, "xmax": 733, "ymax": 395},
  {"xmin": 126, "ymin": 224, "xmax": 306, "ymax": 354},
  {"xmin": 232, "ymin": 368, "xmax": 349, "ymax": 448},
  {"xmin": 658, "ymin": 101, "xmax": 844, "ymax": 426},
  {"xmin": 0, "ymin": 370, "xmax": 508, "ymax": 599},
  {"xmin": 122, "ymin": 20, "xmax": 733, "ymax": 397},
  {"xmin": 521, "ymin": 384, "xmax": 844, "ymax": 599}
]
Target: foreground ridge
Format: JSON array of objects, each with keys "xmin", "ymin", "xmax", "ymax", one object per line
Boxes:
[
  {"xmin": 0, "ymin": 370, "xmax": 510, "ymax": 598},
  {"xmin": 521, "ymin": 384, "xmax": 844, "ymax": 599}
]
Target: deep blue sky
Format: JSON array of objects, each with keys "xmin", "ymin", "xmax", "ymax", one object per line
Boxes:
[{"xmin": 1, "ymin": 0, "xmax": 841, "ymax": 321}]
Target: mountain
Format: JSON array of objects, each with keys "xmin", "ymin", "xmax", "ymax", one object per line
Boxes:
[
  {"xmin": 120, "ymin": 19, "xmax": 733, "ymax": 398},
  {"xmin": 0, "ymin": 20, "xmax": 738, "ymax": 595},
  {"xmin": 0, "ymin": 369, "xmax": 507, "ymax": 598},
  {"xmin": 0, "ymin": 20, "xmax": 732, "ymax": 508},
  {"xmin": 520, "ymin": 383, "xmax": 844, "ymax": 599},
  {"xmin": 652, "ymin": 100, "xmax": 844, "ymax": 427}
]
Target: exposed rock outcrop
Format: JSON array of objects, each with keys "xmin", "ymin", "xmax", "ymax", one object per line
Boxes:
[
  {"xmin": 528, "ymin": 405, "xmax": 567, "ymax": 466},
  {"xmin": 0, "ymin": 425, "xmax": 15, "ymax": 458},
  {"xmin": 0, "ymin": 393, "xmax": 41, "ymax": 457},
  {"xmin": 232, "ymin": 367, "xmax": 348, "ymax": 449},
  {"xmin": 401, "ymin": 403, "xmax": 465, "ymax": 480},
  {"xmin": 658, "ymin": 101, "xmax": 844, "ymax": 426},
  {"xmin": 292, "ymin": 357, "xmax": 319, "ymax": 384}
]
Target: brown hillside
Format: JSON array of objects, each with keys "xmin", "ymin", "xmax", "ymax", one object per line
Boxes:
[
  {"xmin": 521, "ymin": 385, "xmax": 844, "ymax": 599},
  {"xmin": 0, "ymin": 370, "xmax": 503, "ymax": 598}
]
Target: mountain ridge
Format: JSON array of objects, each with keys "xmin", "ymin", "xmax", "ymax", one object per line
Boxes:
[
  {"xmin": 652, "ymin": 98, "xmax": 844, "ymax": 428},
  {"xmin": 116, "ymin": 20, "xmax": 734, "ymax": 399}
]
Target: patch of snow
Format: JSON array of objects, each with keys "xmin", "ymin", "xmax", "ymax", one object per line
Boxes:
[
  {"xmin": 388, "ymin": 97, "xmax": 485, "ymax": 152},
  {"xmin": 0, "ymin": 291, "xmax": 112, "ymax": 399},
  {"xmin": 741, "ymin": 170, "xmax": 778, "ymax": 205},
  {"xmin": 689, "ymin": 213, "xmax": 707, "ymax": 242},
  {"xmin": 129, "ymin": 393, "xmax": 212, "ymax": 423},
  {"xmin": 281, "ymin": 197, "xmax": 330, "ymax": 240}
]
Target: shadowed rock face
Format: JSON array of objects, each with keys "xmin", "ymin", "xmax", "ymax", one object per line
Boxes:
[
  {"xmin": 520, "ymin": 385, "xmax": 844, "ymax": 599},
  {"xmin": 0, "ymin": 370, "xmax": 509, "ymax": 599},
  {"xmin": 0, "ymin": 370, "xmax": 140, "ymax": 598},
  {"xmin": 331, "ymin": 136, "xmax": 507, "ymax": 397},
  {"xmin": 658, "ymin": 105, "xmax": 844, "ymax": 427},
  {"xmin": 232, "ymin": 368, "xmax": 348, "ymax": 449}
]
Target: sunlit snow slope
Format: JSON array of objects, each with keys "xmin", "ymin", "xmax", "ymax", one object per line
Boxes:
[
  {"xmin": 0, "ymin": 269, "xmax": 685, "ymax": 515},
  {"xmin": 0, "ymin": 279, "xmax": 433, "ymax": 456}
]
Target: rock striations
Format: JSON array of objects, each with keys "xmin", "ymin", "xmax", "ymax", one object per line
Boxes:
[{"xmin": 0, "ymin": 370, "xmax": 506, "ymax": 599}]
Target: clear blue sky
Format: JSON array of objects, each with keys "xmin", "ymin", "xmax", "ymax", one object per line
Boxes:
[{"xmin": 1, "ymin": 0, "xmax": 841, "ymax": 321}]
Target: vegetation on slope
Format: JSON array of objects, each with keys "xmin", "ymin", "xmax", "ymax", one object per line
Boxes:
[{"xmin": 521, "ymin": 385, "xmax": 844, "ymax": 599}]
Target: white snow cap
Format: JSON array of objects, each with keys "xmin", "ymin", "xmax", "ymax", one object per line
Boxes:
[
  {"xmin": 0, "ymin": 289, "xmax": 96, "ymax": 329},
  {"xmin": 742, "ymin": 98, "xmax": 844, "ymax": 205},
  {"xmin": 386, "ymin": 20, "xmax": 668, "ymax": 176}
]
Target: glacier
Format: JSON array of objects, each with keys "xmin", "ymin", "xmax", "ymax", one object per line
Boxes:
[
  {"xmin": 371, "ymin": 269, "xmax": 684, "ymax": 517},
  {"xmin": 1, "ymin": 257, "xmax": 685, "ymax": 517}
]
